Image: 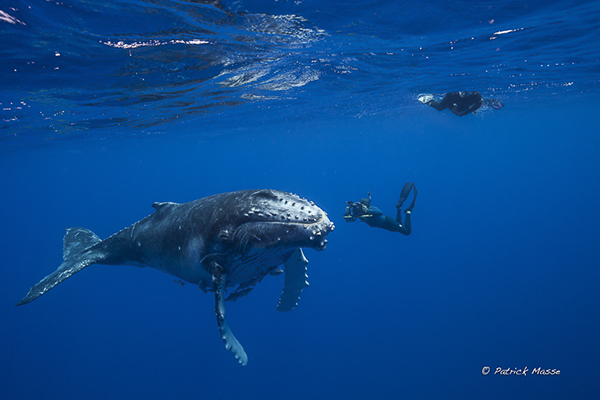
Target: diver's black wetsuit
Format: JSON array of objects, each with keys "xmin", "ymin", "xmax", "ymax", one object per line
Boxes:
[
  {"xmin": 344, "ymin": 182, "xmax": 417, "ymax": 235},
  {"xmin": 427, "ymin": 91, "xmax": 483, "ymax": 116}
]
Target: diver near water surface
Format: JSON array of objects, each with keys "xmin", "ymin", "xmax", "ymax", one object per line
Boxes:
[
  {"xmin": 344, "ymin": 182, "xmax": 417, "ymax": 235},
  {"xmin": 419, "ymin": 91, "xmax": 504, "ymax": 116}
]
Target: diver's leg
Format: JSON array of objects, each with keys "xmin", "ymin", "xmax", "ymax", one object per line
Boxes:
[
  {"xmin": 405, "ymin": 186, "xmax": 417, "ymax": 213},
  {"xmin": 376, "ymin": 216, "xmax": 406, "ymax": 233},
  {"xmin": 458, "ymin": 98, "xmax": 483, "ymax": 116},
  {"xmin": 396, "ymin": 186, "xmax": 417, "ymax": 236},
  {"xmin": 365, "ymin": 213, "xmax": 409, "ymax": 234},
  {"xmin": 392, "ymin": 207, "xmax": 410, "ymax": 235},
  {"xmin": 400, "ymin": 211, "xmax": 411, "ymax": 236}
]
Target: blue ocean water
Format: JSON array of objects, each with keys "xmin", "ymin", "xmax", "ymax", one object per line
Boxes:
[{"xmin": 1, "ymin": 0, "xmax": 600, "ymax": 399}]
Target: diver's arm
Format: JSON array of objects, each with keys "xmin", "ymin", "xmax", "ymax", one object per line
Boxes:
[
  {"xmin": 435, "ymin": 93, "xmax": 458, "ymax": 110},
  {"xmin": 367, "ymin": 206, "xmax": 384, "ymax": 216}
]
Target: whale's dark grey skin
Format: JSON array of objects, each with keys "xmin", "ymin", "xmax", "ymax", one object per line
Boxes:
[{"xmin": 16, "ymin": 189, "xmax": 334, "ymax": 366}]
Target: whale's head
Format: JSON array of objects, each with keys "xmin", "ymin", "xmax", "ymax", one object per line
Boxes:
[{"xmin": 215, "ymin": 189, "xmax": 334, "ymax": 254}]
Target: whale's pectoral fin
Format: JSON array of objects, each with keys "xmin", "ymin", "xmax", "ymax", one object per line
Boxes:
[
  {"xmin": 277, "ymin": 248, "xmax": 309, "ymax": 312},
  {"xmin": 16, "ymin": 228, "xmax": 103, "ymax": 306},
  {"xmin": 211, "ymin": 262, "xmax": 248, "ymax": 366}
]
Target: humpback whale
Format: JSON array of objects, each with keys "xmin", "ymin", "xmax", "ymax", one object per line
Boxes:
[{"xmin": 16, "ymin": 189, "xmax": 334, "ymax": 366}]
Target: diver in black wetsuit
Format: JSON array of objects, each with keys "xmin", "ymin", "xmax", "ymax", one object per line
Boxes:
[
  {"xmin": 420, "ymin": 91, "xmax": 504, "ymax": 116},
  {"xmin": 343, "ymin": 182, "xmax": 417, "ymax": 235}
]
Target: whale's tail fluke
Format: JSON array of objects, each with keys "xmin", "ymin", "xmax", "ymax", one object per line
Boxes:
[{"xmin": 16, "ymin": 228, "xmax": 103, "ymax": 306}]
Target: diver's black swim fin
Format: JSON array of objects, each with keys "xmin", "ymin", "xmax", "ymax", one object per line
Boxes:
[
  {"xmin": 401, "ymin": 182, "xmax": 415, "ymax": 198},
  {"xmin": 396, "ymin": 182, "xmax": 415, "ymax": 208}
]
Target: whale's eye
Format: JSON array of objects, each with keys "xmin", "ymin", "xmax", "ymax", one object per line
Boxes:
[{"xmin": 219, "ymin": 229, "xmax": 232, "ymax": 244}]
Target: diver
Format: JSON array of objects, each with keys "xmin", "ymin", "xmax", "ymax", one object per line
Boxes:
[
  {"xmin": 343, "ymin": 182, "xmax": 417, "ymax": 235},
  {"xmin": 419, "ymin": 91, "xmax": 504, "ymax": 116}
]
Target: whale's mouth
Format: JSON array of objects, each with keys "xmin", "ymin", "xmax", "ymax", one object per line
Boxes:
[{"xmin": 233, "ymin": 216, "xmax": 334, "ymax": 253}]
